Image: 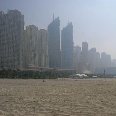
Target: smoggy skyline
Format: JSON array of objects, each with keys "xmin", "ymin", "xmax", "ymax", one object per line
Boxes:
[{"xmin": 1, "ymin": 0, "xmax": 116, "ymax": 58}]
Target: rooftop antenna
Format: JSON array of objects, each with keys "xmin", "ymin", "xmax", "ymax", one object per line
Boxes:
[{"xmin": 53, "ymin": 13, "xmax": 54, "ymax": 21}]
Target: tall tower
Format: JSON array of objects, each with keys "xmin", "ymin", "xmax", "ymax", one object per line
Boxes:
[
  {"xmin": 23, "ymin": 25, "xmax": 49, "ymax": 69},
  {"xmin": 88, "ymin": 48, "xmax": 97, "ymax": 73},
  {"xmin": 0, "ymin": 10, "xmax": 24, "ymax": 70},
  {"xmin": 82, "ymin": 42, "xmax": 88, "ymax": 53},
  {"xmin": 39, "ymin": 29, "xmax": 49, "ymax": 67},
  {"xmin": 73, "ymin": 46, "xmax": 81, "ymax": 72},
  {"xmin": 101, "ymin": 52, "xmax": 111, "ymax": 68},
  {"xmin": 61, "ymin": 22, "xmax": 73, "ymax": 69},
  {"xmin": 48, "ymin": 17, "xmax": 61, "ymax": 68},
  {"xmin": 23, "ymin": 25, "xmax": 39, "ymax": 68},
  {"xmin": 79, "ymin": 42, "xmax": 89, "ymax": 73}
]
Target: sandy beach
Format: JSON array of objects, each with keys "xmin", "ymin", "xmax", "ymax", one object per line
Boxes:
[{"xmin": 0, "ymin": 78, "xmax": 116, "ymax": 116}]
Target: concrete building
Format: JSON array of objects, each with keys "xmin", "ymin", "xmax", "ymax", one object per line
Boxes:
[
  {"xmin": 79, "ymin": 42, "xmax": 89, "ymax": 73},
  {"xmin": 88, "ymin": 48, "xmax": 97, "ymax": 73},
  {"xmin": 0, "ymin": 10, "xmax": 24, "ymax": 70},
  {"xmin": 82, "ymin": 42, "xmax": 88, "ymax": 53},
  {"xmin": 23, "ymin": 25, "xmax": 39, "ymax": 69},
  {"xmin": 61, "ymin": 22, "xmax": 73, "ymax": 69},
  {"xmin": 95, "ymin": 52, "xmax": 101, "ymax": 68},
  {"xmin": 101, "ymin": 52, "xmax": 111, "ymax": 68},
  {"xmin": 73, "ymin": 46, "xmax": 81, "ymax": 72},
  {"xmin": 48, "ymin": 17, "xmax": 61, "ymax": 68},
  {"xmin": 38, "ymin": 29, "xmax": 49, "ymax": 67},
  {"xmin": 23, "ymin": 25, "xmax": 49, "ymax": 69},
  {"xmin": 111, "ymin": 59, "xmax": 116, "ymax": 67}
]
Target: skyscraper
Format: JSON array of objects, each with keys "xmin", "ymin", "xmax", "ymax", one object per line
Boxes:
[
  {"xmin": 111, "ymin": 59, "xmax": 116, "ymax": 67},
  {"xmin": 23, "ymin": 25, "xmax": 49, "ymax": 69},
  {"xmin": 39, "ymin": 29, "xmax": 49, "ymax": 67},
  {"xmin": 73, "ymin": 46, "xmax": 81, "ymax": 72},
  {"xmin": 88, "ymin": 48, "xmax": 97, "ymax": 73},
  {"xmin": 82, "ymin": 42, "xmax": 88, "ymax": 54},
  {"xmin": 48, "ymin": 17, "xmax": 61, "ymax": 68},
  {"xmin": 61, "ymin": 22, "xmax": 73, "ymax": 69},
  {"xmin": 80, "ymin": 42, "xmax": 89, "ymax": 73},
  {"xmin": 101, "ymin": 52, "xmax": 111, "ymax": 68},
  {"xmin": 95, "ymin": 52, "xmax": 101, "ymax": 68},
  {"xmin": 0, "ymin": 10, "xmax": 24, "ymax": 70},
  {"xmin": 23, "ymin": 25, "xmax": 39, "ymax": 68}
]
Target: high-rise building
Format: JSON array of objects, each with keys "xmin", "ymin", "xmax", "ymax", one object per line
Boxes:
[
  {"xmin": 23, "ymin": 25, "xmax": 39, "ymax": 69},
  {"xmin": 0, "ymin": 10, "xmax": 24, "ymax": 70},
  {"xmin": 88, "ymin": 48, "xmax": 97, "ymax": 73},
  {"xmin": 48, "ymin": 17, "xmax": 61, "ymax": 68},
  {"xmin": 111, "ymin": 59, "xmax": 116, "ymax": 67},
  {"xmin": 101, "ymin": 52, "xmax": 111, "ymax": 68},
  {"xmin": 79, "ymin": 42, "xmax": 89, "ymax": 73},
  {"xmin": 38, "ymin": 29, "xmax": 49, "ymax": 67},
  {"xmin": 95, "ymin": 52, "xmax": 101, "ymax": 68},
  {"xmin": 82, "ymin": 42, "xmax": 88, "ymax": 53},
  {"xmin": 106, "ymin": 54, "xmax": 111, "ymax": 67},
  {"xmin": 61, "ymin": 23, "xmax": 73, "ymax": 69},
  {"xmin": 73, "ymin": 46, "xmax": 81, "ymax": 72},
  {"xmin": 23, "ymin": 25, "xmax": 49, "ymax": 69}
]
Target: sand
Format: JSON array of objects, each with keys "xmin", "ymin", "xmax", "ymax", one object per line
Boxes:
[{"xmin": 0, "ymin": 78, "xmax": 116, "ymax": 116}]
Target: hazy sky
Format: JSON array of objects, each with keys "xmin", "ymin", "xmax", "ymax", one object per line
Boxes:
[{"xmin": 1, "ymin": 0, "xmax": 116, "ymax": 58}]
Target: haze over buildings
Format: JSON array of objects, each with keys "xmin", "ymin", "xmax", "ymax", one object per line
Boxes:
[
  {"xmin": 1, "ymin": 0, "xmax": 116, "ymax": 58},
  {"xmin": 0, "ymin": 5, "xmax": 116, "ymax": 74}
]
